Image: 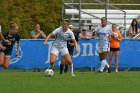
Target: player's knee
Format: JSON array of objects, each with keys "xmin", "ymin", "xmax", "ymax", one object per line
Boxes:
[{"xmin": 67, "ymin": 61, "xmax": 72, "ymax": 65}]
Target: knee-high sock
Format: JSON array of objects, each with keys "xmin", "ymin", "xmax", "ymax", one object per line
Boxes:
[
  {"xmin": 105, "ymin": 60, "xmax": 109, "ymax": 68},
  {"xmin": 64, "ymin": 64, "xmax": 68, "ymax": 73},
  {"xmin": 69, "ymin": 63, "xmax": 74, "ymax": 75},
  {"xmin": 60, "ymin": 64, "xmax": 64, "ymax": 73},
  {"xmin": 100, "ymin": 60, "xmax": 106, "ymax": 72}
]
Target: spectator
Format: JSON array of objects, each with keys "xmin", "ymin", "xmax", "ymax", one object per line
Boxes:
[
  {"xmin": 128, "ymin": 19, "xmax": 139, "ymax": 38},
  {"xmin": 79, "ymin": 27, "xmax": 94, "ymax": 39},
  {"xmin": 30, "ymin": 23, "xmax": 46, "ymax": 39},
  {"xmin": 30, "ymin": 23, "xmax": 46, "ymax": 72}
]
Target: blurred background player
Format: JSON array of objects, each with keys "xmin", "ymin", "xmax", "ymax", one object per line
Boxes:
[
  {"xmin": 43, "ymin": 20, "xmax": 79, "ymax": 76},
  {"xmin": 59, "ymin": 24, "xmax": 79, "ymax": 74},
  {"xmin": 94, "ymin": 17, "xmax": 112, "ymax": 73},
  {"xmin": 0, "ymin": 22, "xmax": 20, "ymax": 69},
  {"xmin": 108, "ymin": 24, "xmax": 122, "ymax": 72}
]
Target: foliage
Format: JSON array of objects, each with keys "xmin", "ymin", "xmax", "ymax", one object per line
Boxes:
[{"xmin": 0, "ymin": 0, "xmax": 62, "ymax": 38}]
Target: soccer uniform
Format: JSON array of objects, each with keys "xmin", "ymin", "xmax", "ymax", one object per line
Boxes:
[
  {"xmin": 109, "ymin": 31, "xmax": 122, "ymax": 52},
  {"xmin": 51, "ymin": 27, "xmax": 75, "ymax": 56},
  {"xmin": 67, "ymin": 33, "xmax": 78, "ymax": 56},
  {"xmin": 95, "ymin": 25, "xmax": 112, "ymax": 53},
  {"xmin": 0, "ymin": 31, "xmax": 20, "ymax": 56}
]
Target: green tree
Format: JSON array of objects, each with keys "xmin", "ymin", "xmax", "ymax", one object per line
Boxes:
[{"xmin": 0, "ymin": 0, "xmax": 62, "ymax": 38}]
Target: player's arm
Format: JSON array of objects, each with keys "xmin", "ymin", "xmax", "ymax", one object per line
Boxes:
[
  {"xmin": 43, "ymin": 33, "xmax": 54, "ymax": 46},
  {"xmin": 72, "ymin": 39, "xmax": 79, "ymax": 53},
  {"xmin": 16, "ymin": 41, "xmax": 20, "ymax": 56},
  {"xmin": 0, "ymin": 33, "xmax": 11, "ymax": 45}
]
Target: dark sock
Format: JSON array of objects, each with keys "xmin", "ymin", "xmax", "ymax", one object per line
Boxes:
[
  {"xmin": 64, "ymin": 64, "xmax": 68, "ymax": 73},
  {"xmin": 60, "ymin": 64, "xmax": 64, "ymax": 74}
]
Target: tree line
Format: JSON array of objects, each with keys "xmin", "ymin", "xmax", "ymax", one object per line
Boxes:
[{"xmin": 0, "ymin": 0, "xmax": 62, "ymax": 38}]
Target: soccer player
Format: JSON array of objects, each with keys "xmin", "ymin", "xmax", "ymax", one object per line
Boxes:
[
  {"xmin": 43, "ymin": 20, "xmax": 79, "ymax": 76},
  {"xmin": 0, "ymin": 25, "xmax": 11, "ymax": 45},
  {"xmin": 59, "ymin": 24, "xmax": 79, "ymax": 74},
  {"xmin": 108, "ymin": 24, "xmax": 122, "ymax": 72},
  {"xmin": 94, "ymin": 17, "xmax": 112, "ymax": 73},
  {"xmin": 0, "ymin": 22, "xmax": 20, "ymax": 69}
]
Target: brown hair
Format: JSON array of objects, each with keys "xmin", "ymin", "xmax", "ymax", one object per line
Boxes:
[{"xmin": 131, "ymin": 19, "xmax": 138, "ymax": 33}]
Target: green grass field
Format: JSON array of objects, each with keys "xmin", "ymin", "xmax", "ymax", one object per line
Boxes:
[{"xmin": 0, "ymin": 71, "xmax": 140, "ymax": 93}]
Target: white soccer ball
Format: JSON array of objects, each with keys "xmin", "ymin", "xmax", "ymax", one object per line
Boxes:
[
  {"xmin": 114, "ymin": 32, "xmax": 118, "ymax": 38},
  {"xmin": 45, "ymin": 69, "xmax": 54, "ymax": 77}
]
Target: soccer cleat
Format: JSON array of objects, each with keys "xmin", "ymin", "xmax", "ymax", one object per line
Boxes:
[
  {"xmin": 115, "ymin": 69, "xmax": 118, "ymax": 72},
  {"xmin": 59, "ymin": 71, "xmax": 63, "ymax": 74},
  {"xmin": 96, "ymin": 69, "xmax": 103, "ymax": 73},
  {"xmin": 107, "ymin": 67, "xmax": 111, "ymax": 73},
  {"xmin": 71, "ymin": 74, "xmax": 76, "ymax": 76}
]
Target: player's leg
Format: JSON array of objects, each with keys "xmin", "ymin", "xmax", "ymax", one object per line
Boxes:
[
  {"xmin": 2, "ymin": 55, "xmax": 10, "ymax": 69},
  {"xmin": 62, "ymin": 53, "xmax": 75, "ymax": 76},
  {"xmin": 61, "ymin": 48, "xmax": 75, "ymax": 76},
  {"xmin": 64, "ymin": 63, "xmax": 68, "ymax": 73},
  {"xmin": 98, "ymin": 48, "xmax": 110, "ymax": 73},
  {"xmin": 114, "ymin": 51, "xmax": 119, "ymax": 72},
  {"xmin": 49, "ymin": 53, "xmax": 57, "ymax": 69},
  {"xmin": 49, "ymin": 46, "xmax": 59, "ymax": 69},
  {"xmin": 59, "ymin": 57, "xmax": 66, "ymax": 74},
  {"xmin": 98, "ymin": 52, "xmax": 107, "ymax": 72},
  {"xmin": 0, "ymin": 52, "xmax": 4, "ymax": 67},
  {"xmin": 108, "ymin": 51, "xmax": 113, "ymax": 67},
  {"xmin": 64, "ymin": 50, "xmax": 73, "ymax": 73}
]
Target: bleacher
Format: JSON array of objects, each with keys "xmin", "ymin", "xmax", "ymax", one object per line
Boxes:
[{"xmin": 65, "ymin": 9, "xmax": 140, "ymax": 31}]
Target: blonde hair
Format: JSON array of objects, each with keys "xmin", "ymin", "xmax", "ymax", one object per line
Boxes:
[{"xmin": 10, "ymin": 22, "xmax": 18, "ymax": 30}]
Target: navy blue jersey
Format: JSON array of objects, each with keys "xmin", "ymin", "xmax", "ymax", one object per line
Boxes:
[
  {"xmin": 1, "ymin": 31, "xmax": 20, "ymax": 55},
  {"xmin": 67, "ymin": 33, "xmax": 79, "ymax": 56}
]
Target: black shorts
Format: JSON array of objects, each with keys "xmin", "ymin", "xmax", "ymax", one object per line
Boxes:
[
  {"xmin": 110, "ymin": 47, "xmax": 120, "ymax": 52},
  {"xmin": 68, "ymin": 49, "xmax": 74, "ymax": 57},
  {"xmin": 0, "ymin": 49, "xmax": 12, "ymax": 56}
]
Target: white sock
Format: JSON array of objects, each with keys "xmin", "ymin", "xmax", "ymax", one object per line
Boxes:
[
  {"xmin": 105, "ymin": 60, "xmax": 109, "ymax": 68},
  {"xmin": 100, "ymin": 60, "xmax": 106, "ymax": 72},
  {"xmin": 69, "ymin": 64, "xmax": 74, "ymax": 75}
]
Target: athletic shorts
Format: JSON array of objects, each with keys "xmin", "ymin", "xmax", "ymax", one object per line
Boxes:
[
  {"xmin": 68, "ymin": 49, "xmax": 74, "ymax": 57},
  {"xmin": 0, "ymin": 49, "xmax": 11, "ymax": 57},
  {"xmin": 50, "ymin": 46, "xmax": 69, "ymax": 56},
  {"xmin": 98, "ymin": 47, "xmax": 110, "ymax": 53},
  {"xmin": 110, "ymin": 47, "xmax": 120, "ymax": 52}
]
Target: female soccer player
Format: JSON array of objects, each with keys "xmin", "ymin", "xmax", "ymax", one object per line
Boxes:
[
  {"xmin": 43, "ymin": 20, "xmax": 79, "ymax": 76},
  {"xmin": 0, "ymin": 22, "xmax": 20, "ymax": 69},
  {"xmin": 59, "ymin": 25, "xmax": 79, "ymax": 74},
  {"xmin": 108, "ymin": 24, "xmax": 122, "ymax": 72},
  {"xmin": 94, "ymin": 17, "xmax": 112, "ymax": 73}
]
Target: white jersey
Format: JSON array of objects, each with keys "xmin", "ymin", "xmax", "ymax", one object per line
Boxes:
[
  {"xmin": 95, "ymin": 25, "xmax": 112, "ymax": 48},
  {"xmin": 52, "ymin": 27, "xmax": 75, "ymax": 48}
]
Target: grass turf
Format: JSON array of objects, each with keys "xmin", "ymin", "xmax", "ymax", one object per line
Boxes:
[{"xmin": 0, "ymin": 71, "xmax": 140, "ymax": 93}]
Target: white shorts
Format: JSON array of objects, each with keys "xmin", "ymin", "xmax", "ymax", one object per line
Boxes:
[
  {"xmin": 98, "ymin": 47, "xmax": 110, "ymax": 53},
  {"xmin": 50, "ymin": 46, "xmax": 69, "ymax": 56}
]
